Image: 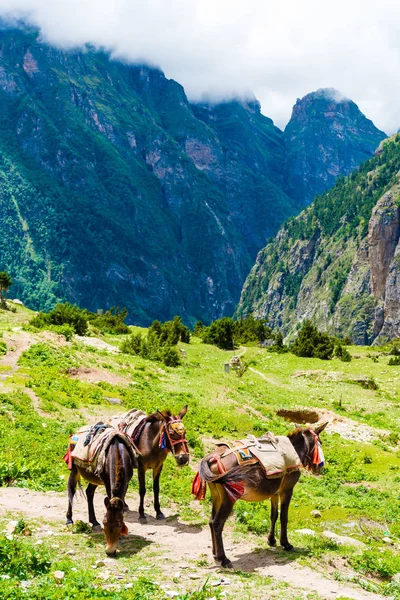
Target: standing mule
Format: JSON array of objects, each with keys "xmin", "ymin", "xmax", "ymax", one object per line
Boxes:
[
  {"xmin": 66, "ymin": 436, "xmax": 136, "ymax": 555},
  {"xmin": 129, "ymin": 406, "xmax": 189, "ymax": 522},
  {"xmin": 194, "ymin": 423, "xmax": 327, "ymax": 568}
]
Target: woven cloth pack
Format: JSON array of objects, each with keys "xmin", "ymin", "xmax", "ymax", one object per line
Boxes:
[
  {"xmin": 70, "ymin": 423, "xmax": 137, "ymax": 477},
  {"xmin": 222, "ymin": 432, "xmax": 301, "ymax": 478},
  {"xmin": 107, "ymin": 408, "xmax": 147, "ymax": 442}
]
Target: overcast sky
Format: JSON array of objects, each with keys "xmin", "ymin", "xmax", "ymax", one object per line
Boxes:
[{"xmin": 0, "ymin": 0, "xmax": 399, "ymax": 133}]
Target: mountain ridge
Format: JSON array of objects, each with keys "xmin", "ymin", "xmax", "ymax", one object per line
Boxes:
[{"xmin": 0, "ymin": 25, "xmax": 387, "ymax": 324}]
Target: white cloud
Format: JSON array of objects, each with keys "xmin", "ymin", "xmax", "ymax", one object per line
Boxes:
[{"xmin": 0, "ymin": 0, "xmax": 399, "ymax": 132}]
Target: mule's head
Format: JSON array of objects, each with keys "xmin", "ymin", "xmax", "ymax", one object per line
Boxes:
[
  {"xmin": 290, "ymin": 421, "xmax": 328, "ymax": 474},
  {"xmin": 103, "ymin": 497, "xmax": 128, "ymax": 555},
  {"xmin": 158, "ymin": 405, "xmax": 190, "ymax": 467}
]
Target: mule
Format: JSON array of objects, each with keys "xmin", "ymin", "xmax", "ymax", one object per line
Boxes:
[
  {"xmin": 66, "ymin": 436, "xmax": 135, "ymax": 555},
  {"xmin": 130, "ymin": 406, "xmax": 189, "ymax": 522},
  {"xmin": 194, "ymin": 422, "xmax": 327, "ymax": 568}
]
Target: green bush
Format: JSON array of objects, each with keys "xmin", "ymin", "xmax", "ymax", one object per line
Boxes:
[
  {"xmin": 88, "ymin": 307, "xmax": 130, "ymax": 335},
  {"xmin": 121, "ymin": 319, "xmax": 183, "ymax": 367},
  {"xmin": 29, "ymin": 302, "xmax": 88, "ymax": 336},
  {"xmin": 388, "ymin": 356, "xmax": 400, "ymax": 366},
  {"xmin": 0, "ymin": 341, "xmax": 6, "ymax": 356},
  {"xmin": 200, "ymin": 315, "xmax": 276, "ymax": 349},
  {"xmin": 334, "ymin": 341, "xmax": 352, "ymax": 362},
  {"xmin": 202, "ymin": 317, "xmax": 235, "ymax": 349},
  {"xmin": 292, "ymin": 320, "xmax": 334, "ymax": 360}
]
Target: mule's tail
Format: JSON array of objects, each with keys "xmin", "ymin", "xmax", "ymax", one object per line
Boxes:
[
  {"xmin": 193, "ymin": 456, "xmax": 262, "ymax": 503},
  {"xmin": 192, "ymin": 455, "xmax": 222, "ymax": 500}
]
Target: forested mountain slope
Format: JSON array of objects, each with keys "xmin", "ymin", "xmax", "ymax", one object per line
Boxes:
[
  {"xmin": 237, "ymin": 135, "xmax": 400, "ymax": 344},
  {"xmin": 0, "ymin": 26, "xmax": 386, "ymax": 324}
]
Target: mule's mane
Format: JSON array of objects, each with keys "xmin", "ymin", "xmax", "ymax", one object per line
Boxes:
[
  {"xmin": 287, "ymin": 426, "xmax": 314, "ymax": 438},
  {"xmin": 145, "ymin": 409, "xmax": 172, "ymax": 423}
]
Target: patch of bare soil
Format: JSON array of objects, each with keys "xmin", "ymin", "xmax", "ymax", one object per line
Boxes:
[
  {"xmin": 76, "ymin": 336, "xmax": 119, "ymax": 354},
  {"xmin": 291, "ymin": 370, "xmax": 377, "ymax": 390},
  {"xmin": 37, "ymin": 330, "xmax": 68, "ymax": 346},
  {"xmin": 66, "ymin": 366, "xmax": 130, "ymax": 386},
  {"xmin": 0, "ymin": 487, "xmax": 385, "ymax": 600},
  {"xmin": 275, "ymin": 406, "xmax": 390, "ymax": 443}
]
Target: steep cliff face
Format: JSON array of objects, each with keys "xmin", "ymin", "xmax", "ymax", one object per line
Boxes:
[
  {"xmin": 283, "ymin": 88, "xmax": 386, "ymax": 206},
  {"xmin": 237, "ymin": 135, "xmax": 400, "ymax": 344}
]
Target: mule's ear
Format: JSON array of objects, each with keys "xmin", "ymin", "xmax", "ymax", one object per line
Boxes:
[
  {"xmin": 294, "ymin": 423, "xmax": 302, "ymax": 430},
  {"xmin": 179, "ymin": 405, "xmax": 188, "ymax": 419},
  {"xmin": 110, "ymin": 497, "xmax": 124, "ymax": 511},
  {"xmin": 104, "ymin": 497, "xmax": 111, "ymax": 509},
  {"xmin": 314, "ymin": 421, "xmax": 329, "ymax": 435},
  {"xmin": 157, "ymin": 410, "xmax": 168, "ymax": 422}
]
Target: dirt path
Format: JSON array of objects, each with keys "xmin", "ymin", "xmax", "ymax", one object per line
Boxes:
[
  {"xmin": 0, "ymin": 329, "xmax": 32, "ymax": 369},
  {"xmin": 0, "ymin": 487, "xmax": 385, "ymax": 600}
]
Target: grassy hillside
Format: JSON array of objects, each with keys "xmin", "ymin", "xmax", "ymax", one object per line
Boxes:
[{"xmin": 0, "ymin": 304, "xmax": 399, "ymax": 598}]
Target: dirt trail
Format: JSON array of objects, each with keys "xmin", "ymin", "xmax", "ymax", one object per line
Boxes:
[
  {"xmin": 0, "ymin": 329, "xmax": 32, "ymax": 369},
  {"xmin": 0, "ymin": 487, "xmax": 385, "ymax": 600}
]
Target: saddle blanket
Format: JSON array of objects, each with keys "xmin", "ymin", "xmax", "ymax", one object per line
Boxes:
[
  {"xmin": 221, "ymin": 432, "xmax": 301, "ymax": 478},
  {"xmin": 69, "ymin": 423, "xmax": 137, "ymax": 477}
]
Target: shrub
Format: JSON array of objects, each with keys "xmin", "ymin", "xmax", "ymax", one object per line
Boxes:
[
  {"xmin": 334, "ymin": 341, "xmax": 352, "ymax": 362},
  {"xmin": 202, "ymin": 317, "xmax": 235, "ymax": 349},
  {"xmin": 292, "ymin": 320, "xmax": 334, "ymax": 360},
  {"xmin": 0, "ymin": 341, "xmax": 6, "ymax": 356},
  {"xmin": 30, "ymin": 302, "xmax": 88, "ymax": 336},
  {"xmin": 121, "ymin": 319, "xmax": 183, "ymax": 367},
  {"xmin": 388, "ymin": 356, "xmax": 400, "ymax": 366},
  {"xmin": 88, "ymin": 307, "xmax": 130, "ymax": 334},
  {"xmin": 162, "ymin": 345, "xmax": 181, "ymax": 367}
]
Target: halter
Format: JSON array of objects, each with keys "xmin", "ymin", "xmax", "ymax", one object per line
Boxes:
[{"xmin": 160, "ymin": 419, "xmax": 189, "ymax": 455}]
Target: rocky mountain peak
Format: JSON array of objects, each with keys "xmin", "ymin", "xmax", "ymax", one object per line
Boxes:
[{"xmin": 283, "ymin": 88, "xmax": 386, "ymax": 206}]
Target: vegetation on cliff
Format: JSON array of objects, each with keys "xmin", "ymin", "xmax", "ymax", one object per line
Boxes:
[{"xmin": 237, "ymin": 134, "xmax": 400, "ymax": 343}]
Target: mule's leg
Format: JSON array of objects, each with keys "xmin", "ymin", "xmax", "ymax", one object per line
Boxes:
[
  {"xmin": 279, "ymin": 488, "xmax": 294, "ymax": 551},
  {"xmin": 153, "ymin": 464, "xmax": 165, "ymax": 520},
  {"xmin": 86, "ymin": 483, "xmax": 100, "ymax": 528},
  {"xmin": 66, "ymin": 463, "xmax": 80, "ymax": 525},
  {"xmin": 208, "ymin": 483, "xmax": 218, "ymax": 558},
  {"xmin": 267, "ymin": 493, "xmax": 279, "ymax": 547},
  {"xmin": 138, "ymin": 462, "xmax": 147, "ymax": 523},
  {"xmin": 209, "ymin": 484, "xmax": 235, "ymax": 568}
]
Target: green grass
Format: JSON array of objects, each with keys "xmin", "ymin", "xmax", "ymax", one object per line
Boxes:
[{"xmin": 1, "ymin": 313, "xmax": 400, "ymax": 597}]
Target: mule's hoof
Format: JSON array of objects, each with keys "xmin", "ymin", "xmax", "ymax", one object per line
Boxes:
[
  {"xmin": 123, "ymin": 503, "xmax": 130, "ymax": 512},
  {"xmin": 138, "ymin": 515, "xmax": 147, "ymax": 524},
  {"xmin": 92, "ymin": 524, "xmax": 102, "ymax": 533},
  {"xmin": 156, "ymin": 512, "xmax": 165, "ymax": 520},
  {"xmin": 221, "ymin": 559, "xmax": 233, "ymax": 569},
  {"xmin": 267, "ymin": 538, "xmax": 276, "ymax": 547},
  {"xmin": 66, "ymin": 520, "xmax": 73, "ymax": 526},
  {"xmin": 283, "ymin": 543, "xmax": 294, "ymax": 551}
]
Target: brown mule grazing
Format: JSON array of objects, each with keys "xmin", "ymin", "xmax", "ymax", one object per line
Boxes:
[
  {"xmin": 133, "ymin": 406, "xmax": 189, "ymax": 522},
  {"xmin": 195, "ymin": 422, "xmax": 328, "ymax": 568},
  {"xmin": 66, "ymin": 437, "xmax": 134, "ymax": 555}
]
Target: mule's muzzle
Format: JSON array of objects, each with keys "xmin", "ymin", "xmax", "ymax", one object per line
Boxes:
[{"xmin": 175, "ymin": 453, "xmax": 190, "ymax": 467}]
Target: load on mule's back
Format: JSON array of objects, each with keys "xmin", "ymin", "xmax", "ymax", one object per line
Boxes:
[
  {"xmin": 63, "ymin": 405, "xmax": 189, "ymax": 554},
  {"xmin": 109, "ymin": 405, "xmax": 189, "ymax": 522},
  {"xmin": 63, "ymin": 421, "xmax": 138, "ymax": 555},
  {"xmin": 193, "ymin": 422, "xmax": 327, "ymax": 568}
]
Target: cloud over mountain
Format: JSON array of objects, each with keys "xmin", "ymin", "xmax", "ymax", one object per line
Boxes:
[{"xmin": 0, "ymin": 0, "xmax": 399, "ymax": 132}]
